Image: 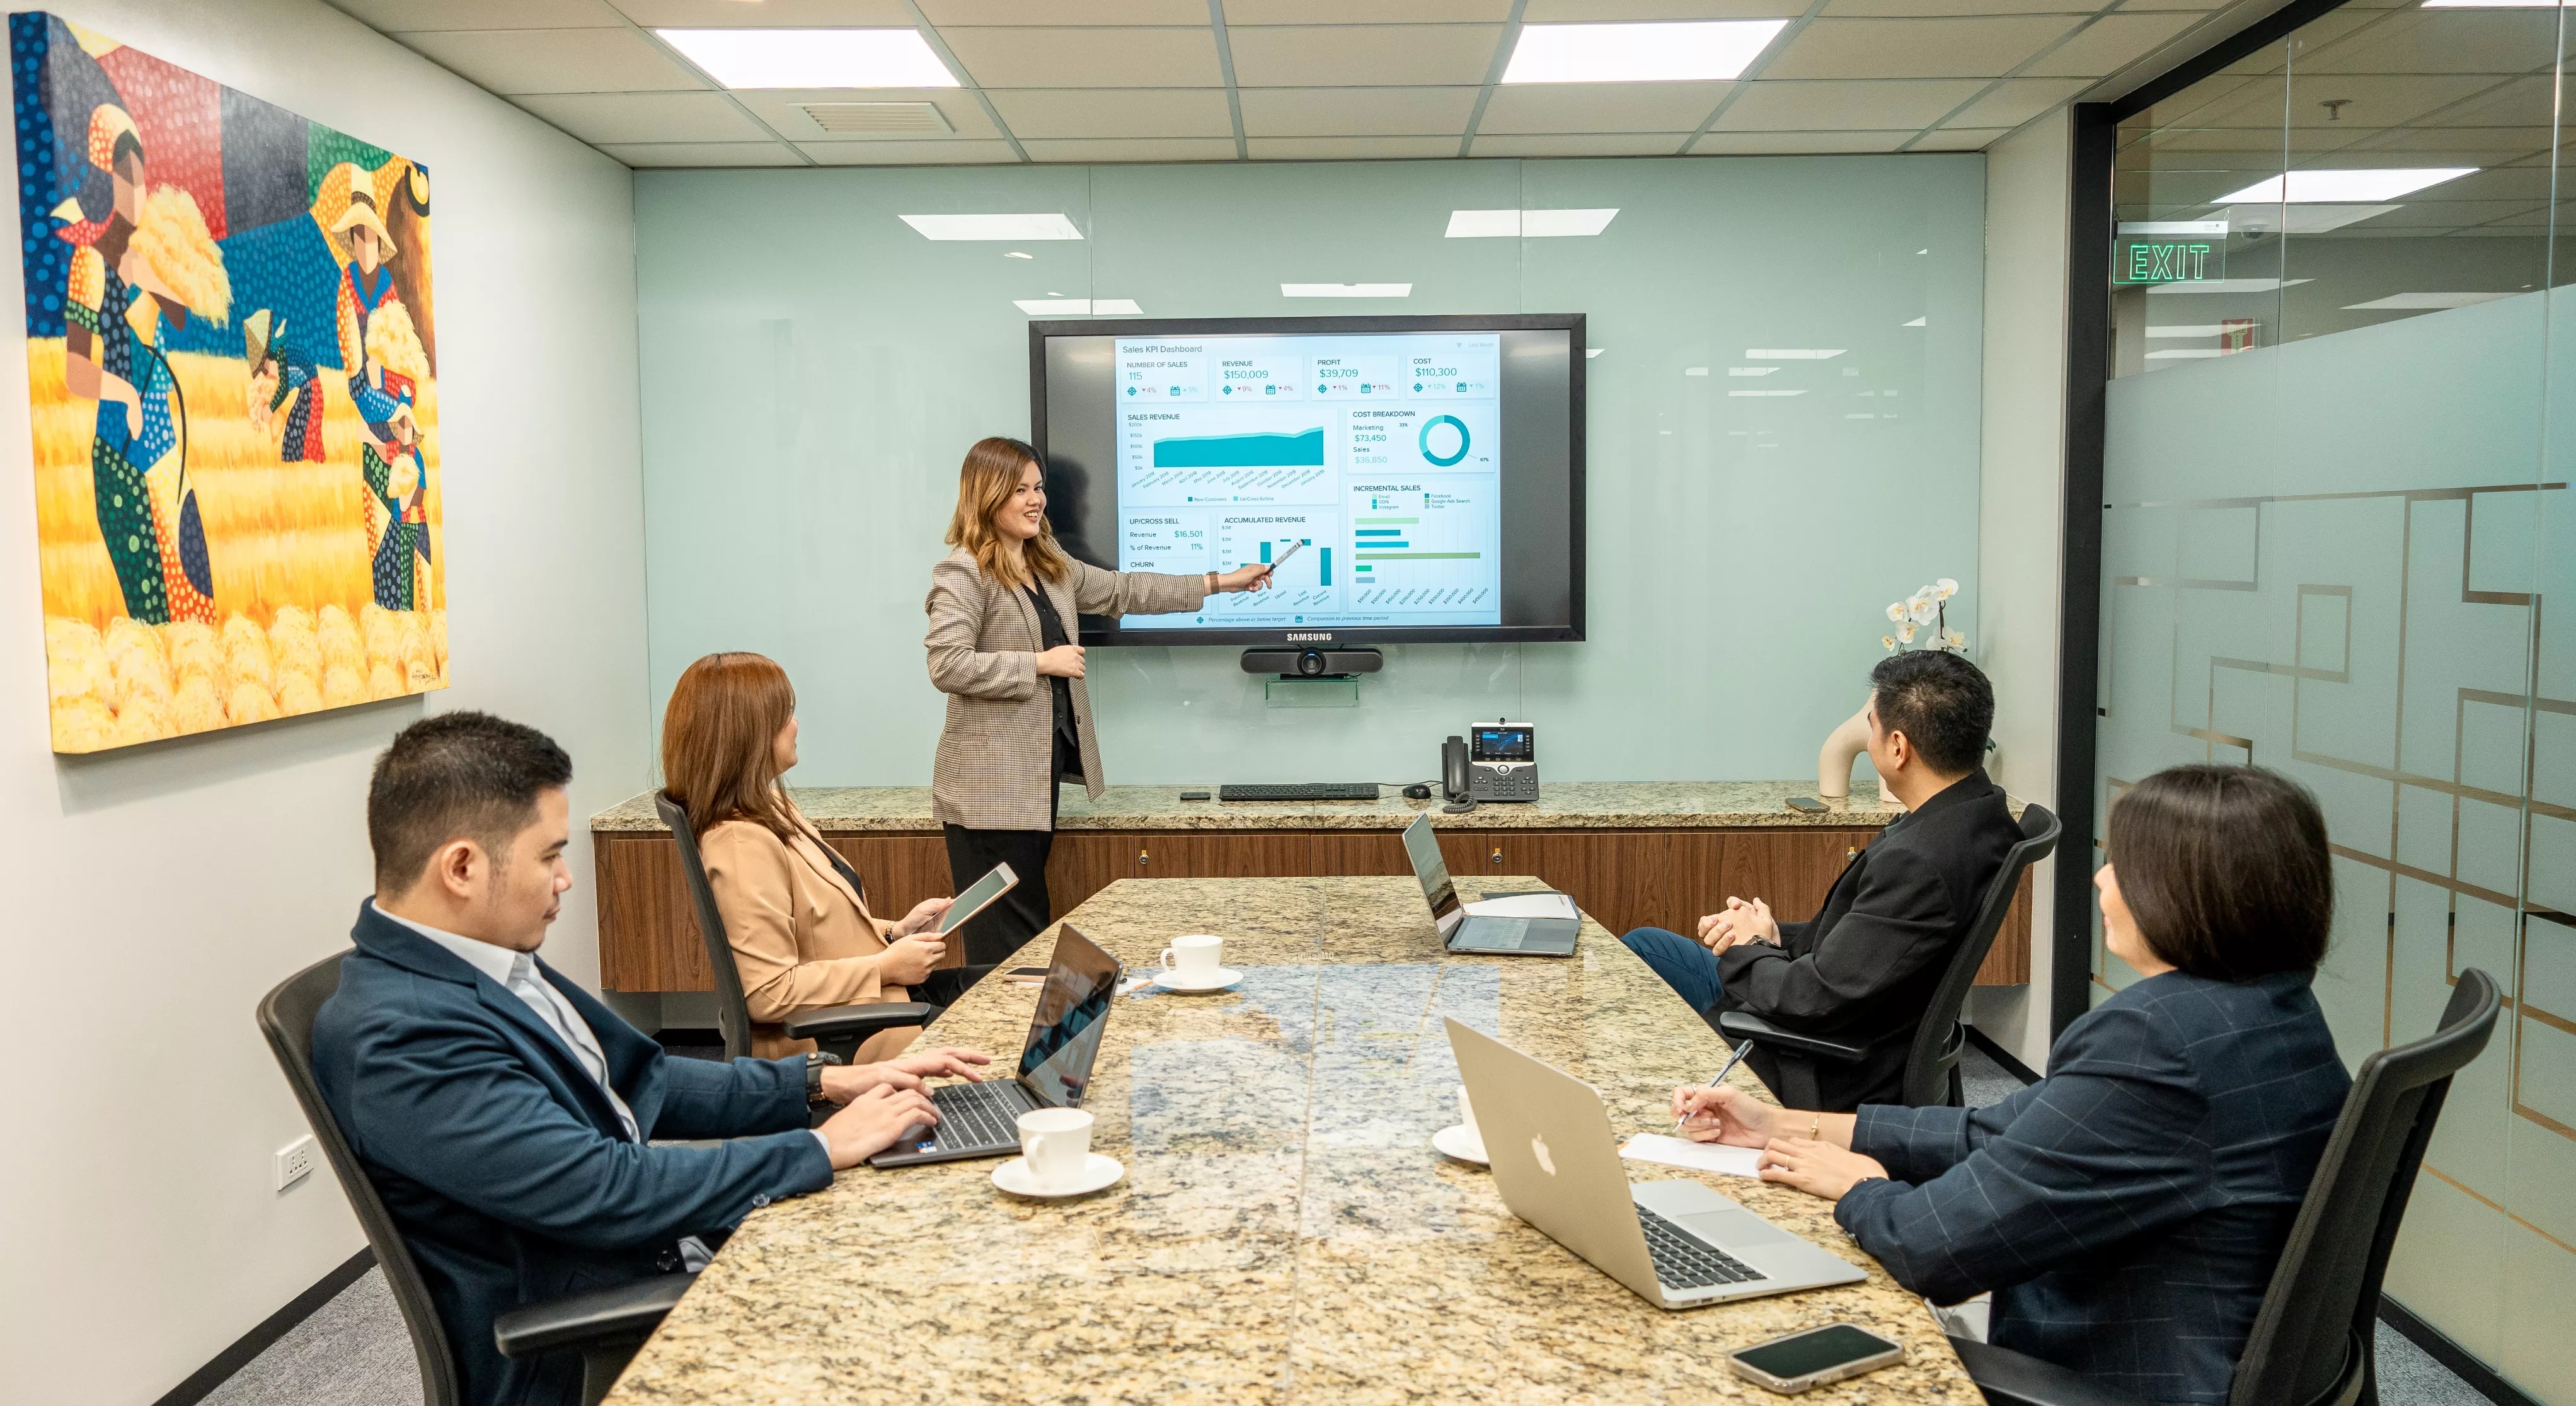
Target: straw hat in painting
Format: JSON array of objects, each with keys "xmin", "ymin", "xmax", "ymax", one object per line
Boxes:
[{"xmin": 326, "ymin": 163, "xmax": 398, "ymax": 258}]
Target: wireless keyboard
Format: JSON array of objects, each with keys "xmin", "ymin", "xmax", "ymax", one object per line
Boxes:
[{"xmin": 1217, "ymin": 782, "xmax": 1381, "ymax": 802}]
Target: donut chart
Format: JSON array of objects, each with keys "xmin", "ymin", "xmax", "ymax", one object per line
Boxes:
[{"xmin": 1419, "ymin": 414, "xmax": 1470, "ymax": 467}]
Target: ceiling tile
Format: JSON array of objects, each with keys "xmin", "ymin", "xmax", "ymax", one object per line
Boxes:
[
  {"xmin": 2020, "ymin": 12, "xmax": 2201, "ymax": 78},
  {"xmin": 1228, "ymin": 25, "xmax": 1502, "ymax": 86},
  {"xmin": 798, "ymin": 139, "xmax": 1021, "ymax": 163},
  {"xmin": 331, "ymin": 0, "xmax": 628, "ymax": 31},
  {"xmin": 598, "ymin": 140, "xmax": 805, "ymax": 166},
  {"xmin": 1911, "ymin": 126, "xmax": 2008, "ymax": 149},
  {"xmin": 1246, "ymin": 135, "xmax": 1463, "ymax": 158},
  {"xmin": 2187, "ymin": 72, "xmax": 2501, "ymax": 131},
  {"xmin": 1692, "ymin": 129, "xmax": 1916, "ymax": 151},
  {"xmin": 1522, "ymin": 0, "xmax": 1803, "ymax": 16},
  {"xmin": 730, "ymin": 88, "xmax": 1000, "ymax": 139},
  {"xmin": 986, "ymin": 88, "xmax": 1235, "ymax": 137},
  {"xmin": 1475, "ymin": 80, "xmax": 1730, "ymax": 133},
  {"xmin": 2297, "ymin": 9, "xmax": 2560, "ymax": 76},
  {"xmin": 1764, "ymin": 17, "xmax": 2076, "ymax": 79},
  {"xmin": 1238, "ymin": 87, "xmax": 1480, "ymax": 137},
  {"xmin": 1020, "ymin": 137, "xmax": 1241, "ymax": 161},
  {"xmin": 1943, "ymin": 76, "xmax": 2088, "ymax": 126},
  {"xmin": 607, "ymin": 0, "xmax": 915, "ymax": 23},
  {"xmin": 1472, "ymin": 132, "xmax": 1694, "ymax": 156},
  {"xmin": 1820, "ymin": 0, "xmax": 2103, "ymax": 13},
  {"xmin": 402, "ymin": 26, "xmax": 708, "ymax": 93},
  {"xmin": 514, "ymin": 91, "xmax": 768, "ymax": 142},
  {"xmin": 1715, "ymin": 79, "xmax": 1987, "ymax": 129},
  {"xmin": 1225, "ymin": 0, "xmax": 1512, "ymax": 21},
  {"xmin": 943, "ymin": 26, "xmax": 1224, "ymax": 87},
  {"xmin": 921, "ymin": 0, "xmax": 1207, "ymax": 21}
]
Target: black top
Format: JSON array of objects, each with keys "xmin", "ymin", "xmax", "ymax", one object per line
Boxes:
[
  {"xmin": 1023, "ymin": 584, "xmax": 1082, "ymax": 782},
  {"xmin": 1715, "ymin": 769, "xmax": 2020, "ymax": 1109}
]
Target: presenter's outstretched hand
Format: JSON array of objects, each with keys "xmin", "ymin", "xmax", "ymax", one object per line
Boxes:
[
  {"xmin": 1672, "ymin": 1083, "xmax": 1777, "ymax": 1146},
  {"xmin": 1217, "ymin": 564, "xmax": 1274, "ymax": 593},
  {"xmin": 817, "ymin": 1084, "xmax": 941, "ymax": 1169},
  {"xmin": 1035, "ymin": 644, "xmax": 1086, "ymax": 678}
]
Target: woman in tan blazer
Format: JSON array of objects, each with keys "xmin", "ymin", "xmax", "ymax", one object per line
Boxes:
[
  {"xmin": 926, "ymin": 436, "xmax": 1272, "ymax": 963},
  {"xmin": 663, "ymin": 651, "xmax": 995, "ymax": 1061}
]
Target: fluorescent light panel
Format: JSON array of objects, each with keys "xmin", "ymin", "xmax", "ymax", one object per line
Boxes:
[
  {"xmin": 1444, "ymin": 209, "xmax": 1621, "ymax": 237},
  {"xmin": 2147, "ymin": 277, "xmax": 2311, "ymax": 294},
  {"xmin": 2119, "ymin": 219, "xmax": 2229, "ymax": 236},
  {"xmin": 2223, "ymin": 203, "xmax": 2396, "ymax": 234},
  {"xmin": 2214, "ymin": 168, "xmax": 2473, "ymax": 203},
  {"xmin": 1728, "ymin": 367, "xmax": 1778, "ymax": 376},
  {"xmin": 1745, "ymin": 348, "xmax": 1844, "ymax": 360},
  {"xmin": 2146, "ymin": 325, "xmax": 2224, "ymax": 337},
  {"xmin": 1014, "ymin": 299, "xmax": 1141, "ymax": 316},
  {"xmin": 1502, "ymin": 21, "xmax": 1787, "ymax": 84},
  {"xmin": 902, "ymin": 213, "xmax": 1083, "ymax": 241},
  {"xmin": 2342, "ymin": 292, "xmax": 2513, "ymax": 309},
  {"xmin": 1282, "ymin": 283, "xmax": 1412, "ymax": 297},
  {"xmin": 657, "ymin": 28, "xmax": 957, "ymax": 89},
  {"xmin": 1728, "ymin": 389, "xmax": 1805, "ymax": 397}
]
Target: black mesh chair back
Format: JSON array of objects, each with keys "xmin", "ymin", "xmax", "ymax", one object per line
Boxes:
[
  {"xmin": 2227, "ymin": 967, "xmax": 2501, "ymax": 1406},
  {"xmin": 1897, "ymin": 803, "xmax": 2060, "ymax": 1106},
  {"xmin": 657, "ymin": 791, "xmax": 755, "ymax": 1060},
  {"xmin": 256, "ymin": 953, "xmax": 463, "ymax": 1406}
]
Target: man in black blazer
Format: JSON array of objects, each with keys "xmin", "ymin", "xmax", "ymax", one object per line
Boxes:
[
  {"xmin": 313, "ymin": 713, "xmax": 986, "ymax": 1406},
  {"xmin": 1621, "ymin": 651, "xmax": 2017, "ymax": 1110}
]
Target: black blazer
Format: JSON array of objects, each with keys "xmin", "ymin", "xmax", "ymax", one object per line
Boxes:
[
  {"xmin": 1715, "ymin": 769, "xmax": 2018, "ymax": 1110},
  {"xmin": 1835, "ymin": 969, "xmax": 2350, "ymax": 1405},
  {"xmin": 313, "ymin": 903, "xmax": 834, "ymax": 1406}
]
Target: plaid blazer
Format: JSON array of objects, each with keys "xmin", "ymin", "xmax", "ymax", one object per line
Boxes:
[
  {"xmin": 924, "ymin": 546, "xmax": 1205, "ymax": 830},
  {"xmin": 1833, "ymin": 968, "xmax": 2350, "ymax": 1406}
]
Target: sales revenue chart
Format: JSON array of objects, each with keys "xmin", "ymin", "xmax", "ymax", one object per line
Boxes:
[{"xmin": 1112, "ymin": 333, "xmax": 1504, "ymax": 630}]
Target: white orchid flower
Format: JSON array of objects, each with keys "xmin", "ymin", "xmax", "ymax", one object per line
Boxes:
[
  {"xmin": 1936, "ymin": 578, "xmax": 1958, "ymax": 600},
  {"xmin": 1886, "ymin": 602, "xmax": 1907, "ymax": 622},
  {"xmin": 1882, "ymin": 634, "xmax": 1899, "ymax": 651},
  {"xmin": 1943, "ymin": 628, "xmax": 1968, "ymax": 651},
  {"xmin": 1898, "ymin": 621, "xmax": 1918, "ymax": 644},
  {"xmin": 1908, "ymin": 597, "xmax": 1938, "ymax": 625}
]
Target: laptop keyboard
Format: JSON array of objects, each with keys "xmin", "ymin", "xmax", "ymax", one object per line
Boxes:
[
  {"xmin": 929, "ymin": 1080, "xmax": 1036, "ymax": 1150},
  {"xmin": 1638, "ymin": 1206, "xmax": 1766, "ymax": 1290}
]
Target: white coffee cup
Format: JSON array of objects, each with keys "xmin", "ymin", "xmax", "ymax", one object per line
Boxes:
[
  {"xmin": 1456, "ymin": 1084, "xmax": 1483, "ymax": 1147},
  {"xmin": 1017, "ymin": 1107, "xmax": 1094, "ymax": 1191},
  {"xmin": 1158, "ymin": 932, "xmax": 1224, "ymax": 976}
]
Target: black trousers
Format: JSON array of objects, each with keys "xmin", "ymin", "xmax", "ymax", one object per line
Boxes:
[
  {"xmin": 943, "ymin": 824, "xmax": 1054, "ymax": 965},
  {"xmin": 911, "ymin": 963, "xmax": 998, "ymax": 1012}
]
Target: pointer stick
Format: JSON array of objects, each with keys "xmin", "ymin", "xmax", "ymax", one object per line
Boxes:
[{"xmin": 1250, "ymin": 539, "xmax": 1306, "ymax": 583}]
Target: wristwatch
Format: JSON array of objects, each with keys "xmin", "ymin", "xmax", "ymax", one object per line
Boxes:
[
  {"xmin": 804, "ymin": 1050, "xmax": 843, "ymax": 1103},
  {"xmin": 1205, "ymin": 570, "xmax": 1219, "ymax": 593}
]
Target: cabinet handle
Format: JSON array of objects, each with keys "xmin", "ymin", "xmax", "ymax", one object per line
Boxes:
[
  {"xmin": 1846, "ymin": 847, "xmax": 1858, "ymax": 860},
  {"xmin": 1137, "ymin": 846, "xmax": 1150, "ymax": 869},
  {"xmin": 1490, "ymin": 847, "xmax": 1504, "ymax": 867}
]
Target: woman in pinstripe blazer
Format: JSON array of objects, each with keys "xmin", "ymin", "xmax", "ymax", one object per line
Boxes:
[
  {"xmin": 1676, "ymin": 765, "xmax": 2352, "ymax": 1406},
  {"xmin": 926, "ymin": 437, "xmax": 1273, "ymax": 964}
]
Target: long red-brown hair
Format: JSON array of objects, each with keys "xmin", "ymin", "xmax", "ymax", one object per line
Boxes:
[
  {"xmin": 660, "ymin": 652, "xmax": 802, "ymax": 840},
  {"xmin": 945, "ymin": 436, "xmax": 1070, "ymax": 588}
]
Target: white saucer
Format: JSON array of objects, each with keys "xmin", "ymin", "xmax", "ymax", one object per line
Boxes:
[
  {"xmin": 992, "ymin": 1153, "xmax": 1125, "ymax": 1199},
  {"xmin": 1432, "ymin": 1124, "xmax": 1489, "ymax": 1165},
  {"xmin": 1151, "ymin": 967, "xmax": 1243, "ymax": 993}
]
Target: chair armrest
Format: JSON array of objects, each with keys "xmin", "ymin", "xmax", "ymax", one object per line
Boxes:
[
  {"xmin": 783, "ymin": 1003, "xmax": 938, "ymax": 1043},
  {"xmin": 1716, "ymin": 1010, "xmax": 1869, "ymax": 1064},
  {"xmin": 493, "ymin": 1273, "xmax": 693, "ymax": 1359},
  {"xmin": 1948, "ymin": 1337, "xmax": 2148, "ymax": 1406}
]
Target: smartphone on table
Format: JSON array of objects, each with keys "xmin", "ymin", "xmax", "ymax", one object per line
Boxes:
[{"xmin": 1727, "ymin": 1323, "xmax": 1906, "ymax": 1394}]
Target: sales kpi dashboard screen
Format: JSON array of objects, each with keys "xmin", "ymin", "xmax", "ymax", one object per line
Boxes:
[{"xmin": 1110, "ymin": 333, "xmax": 1504, "ymax": 631}]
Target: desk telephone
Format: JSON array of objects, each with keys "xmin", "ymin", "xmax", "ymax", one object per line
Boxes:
[{"xmin": 1444, "ymin": 721, "xmax": 1538, "ymax": 804}]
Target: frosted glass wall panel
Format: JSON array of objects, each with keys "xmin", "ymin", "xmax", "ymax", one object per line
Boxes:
[{"xmin": 633, "ymin": 157, "xmax": 1985, "ymax": 790}]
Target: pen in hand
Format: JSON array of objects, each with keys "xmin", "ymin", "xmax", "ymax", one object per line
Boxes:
[{"xmin": 1670, "ymin": 1037, "xmax": 1757, "ymax": 1137}]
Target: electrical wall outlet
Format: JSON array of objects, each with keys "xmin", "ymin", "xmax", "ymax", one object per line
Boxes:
[{"xmin": 275, "ymin": 1134, "xmax": 317, "ymax": 1191}]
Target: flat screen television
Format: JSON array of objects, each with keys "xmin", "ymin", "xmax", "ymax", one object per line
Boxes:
[{"xmin": 1032, "ymin": 314, "xmax": 1585, "ymax": 646}]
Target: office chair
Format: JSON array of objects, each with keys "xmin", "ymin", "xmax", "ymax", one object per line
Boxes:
[
  {"xmin": 257, "ymin": 954, "xmax": 689, "ymax": 1406},
  {"xmin": 1953, "ymin": 966, "xmax": 2503, "ymax": 1406},
  {"xmin": 1718, "ymin": 804, "xmax": 2060, "ymax": 1109},
  {"xmin": 655, "ymin": 793, "xmax": 934, "ymax": 1097}
]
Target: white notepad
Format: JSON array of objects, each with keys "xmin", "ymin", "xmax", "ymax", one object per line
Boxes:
[
  {"xmin": 1618, "ymin": 1133, "xmax": 1763, "ymax": 1180},
  {"xmin": 1464, "ymin": 891, "xmax": 1579, "ymax": 920}
]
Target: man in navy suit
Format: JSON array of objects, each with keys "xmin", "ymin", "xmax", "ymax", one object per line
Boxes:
[{"xmin": 313, "ymin": 712, "xmax": 989, "ymax": 1406}]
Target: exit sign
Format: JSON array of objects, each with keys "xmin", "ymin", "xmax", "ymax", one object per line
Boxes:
[{"xmin": 2117, "ymin": 240, "xmax": 2219, "ymax": 285}]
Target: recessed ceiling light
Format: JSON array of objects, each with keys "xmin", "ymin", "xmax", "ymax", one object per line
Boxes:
[
  {"xmin": 657, "ymin": 28, "xmax": 958, "ymax": 89},
  {"xmin": 1014, "ymin": 298, "xmax": 1142, "ymax": 316},
  {"xmin": 1745, "ymin": 348, "xmax": 1844, "ymax": 360},
  {"xmin": 2117, "ymin": 220, "xmax": 2228, "ymax": 236},
  {"xmin": 1005, "ymin": 251, "xmax": 1033, "ymax": 260},
  {"xmin": 1728, "ymin": 389, "xmax": 1806, "ymax": 397},
  {"xmin": 2146, "ymin": 277, "xmax": 2311, "ymax": 294},
  {"xmin": 2342, "ymin": 292, "xmax": 2513, "ymax": 310},
  {"xmin": 2146, "ymin": 325, "xmax": 2222, "ymax": 338},
  {"xmin": 1444, "ymin": 208, "xmax": 1621, "ymax": 237},
  {"xmin": 1282, "ymin": 283, "xmax": 1412, "ymax": 297},
  {"xmin": 1501, "ymin": 21, "xmax": 1788, "ymax": 84},
  {"xmin": 2146, "ymin": 349, "xmax": 2226, "ymax": 359},
  {"xmin": 2212, "ymin": 168, "xmax": 2473, "ymax": 203},
  {"xmin": 2223, "ymin": 203, "xmax": 2395, "ymax": 234},
  {"xmin": 1902, "ymin": 316, "xmax": 1926, "ymax": 328},
  {"xmin": 900, "ymin": 213, "xmax": 1084, "ymax": 241},
  {"xmin": 1728, "ymin": 367, "xmax": 1778, "ymax": 376}
]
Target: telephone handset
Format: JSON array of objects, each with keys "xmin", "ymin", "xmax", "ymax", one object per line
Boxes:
[{"xmin": 1441, "ymin": 736, "xmax": 1477, "ymax": 814}]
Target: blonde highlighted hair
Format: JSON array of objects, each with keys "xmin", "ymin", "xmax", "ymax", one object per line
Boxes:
[
  {"xmin": 660, "ymin": 652, "xmax": 802, "ymax": 840},
  {"xmin": 945, "ymin": 437, "xmax": 1069, "ymax": 588}
]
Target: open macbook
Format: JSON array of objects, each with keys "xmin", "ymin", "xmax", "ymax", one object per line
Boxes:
[
  {"xmin": 868, "ymin": 925, "xmax": 1122, "ymax": 1169},
  {"xmin": 1446, "ymin": 1018, "xmax": 1866, "ymax": 1309},
  {"xmin": 1401, "ymin": 814, "xmax": 1578, "ymax": 956}
]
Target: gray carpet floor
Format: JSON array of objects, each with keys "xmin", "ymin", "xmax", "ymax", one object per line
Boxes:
[{"xmin": 200, "ymin": 1043, "xmax": 2501, "ymax": 1406}]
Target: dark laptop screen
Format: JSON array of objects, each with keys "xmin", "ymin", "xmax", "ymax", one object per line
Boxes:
[
  {"xmin": 1401, "ymin": 816, "xmax": 1460, "ymax": 923},
  {"xmin": 1017, "ymin": 925, "xmax": 1123, "ymax": 1107}
]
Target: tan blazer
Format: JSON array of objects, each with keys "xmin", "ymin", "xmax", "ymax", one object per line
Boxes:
[
  {"xmin": 698, "ymin": 810, "xmax": 923, "ymax": 1063},
  {"xmin": 924, "ymin": 546, "xmax": 1205, "ymax": 830}
]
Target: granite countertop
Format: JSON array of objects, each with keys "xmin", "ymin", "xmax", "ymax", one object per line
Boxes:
[
  {"xmin": 604, "ymin": 876, "xmax": 1974, "ymax": 1405},
  {"xmin": 593, "ymin": 780, "xmax": 1901, "ymax": 833}
]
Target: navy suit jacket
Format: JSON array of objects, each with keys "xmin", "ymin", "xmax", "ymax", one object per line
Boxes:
[
  {"xmin": 1834, "ymin": 969, "xmax": 2350, "ymax": 1406},
  {"xmin": 312, "ymin": 901, "xmax": 833, "ymax": 1406}
]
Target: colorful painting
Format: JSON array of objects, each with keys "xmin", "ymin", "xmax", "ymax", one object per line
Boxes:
[{"xmin": 12, "ymin": 13, "xmax": 446, "ymax": 753}]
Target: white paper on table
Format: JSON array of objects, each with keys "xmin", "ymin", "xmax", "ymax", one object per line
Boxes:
[
  {"xmin": 1464, "ymin": 891, "xmax": 1579, "ymax": 920},
  {"xmin": 1619, "ymin": 1134, "xmax": 1763, "ymax": 1180}
]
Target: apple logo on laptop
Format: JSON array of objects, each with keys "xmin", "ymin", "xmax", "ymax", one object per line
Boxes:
[{"xmin": 1530, "ymin": 1133, "xmax": 1556, "ymax": 1176}]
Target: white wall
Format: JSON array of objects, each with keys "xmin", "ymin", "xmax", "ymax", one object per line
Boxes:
[
  {"xmin": 1964, "ymin": 111, "xmax": 2071, "ymax": 1073},
  {"xmin": 0, "ymin": 3, "xmax": 650, "ymax": 1401}
]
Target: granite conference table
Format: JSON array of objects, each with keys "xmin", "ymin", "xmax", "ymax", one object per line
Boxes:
[{"xmin": 604, "ymin": 876, "xmax": 1975, "ymax": 1405}]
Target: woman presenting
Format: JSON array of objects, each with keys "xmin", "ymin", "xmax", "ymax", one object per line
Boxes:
[{"xmin": 926, "ymin": 437, "xmax": 1272, "ymax": 964}]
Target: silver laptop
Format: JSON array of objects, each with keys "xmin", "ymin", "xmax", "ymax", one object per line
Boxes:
[
  {"xmin": 1446, "ymin": 1018, "xmax": 1866, "ymax": 1309},
  {"xmin": 1401, "ymin": 815, "xmax": 1578, "ymax": 956}
]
